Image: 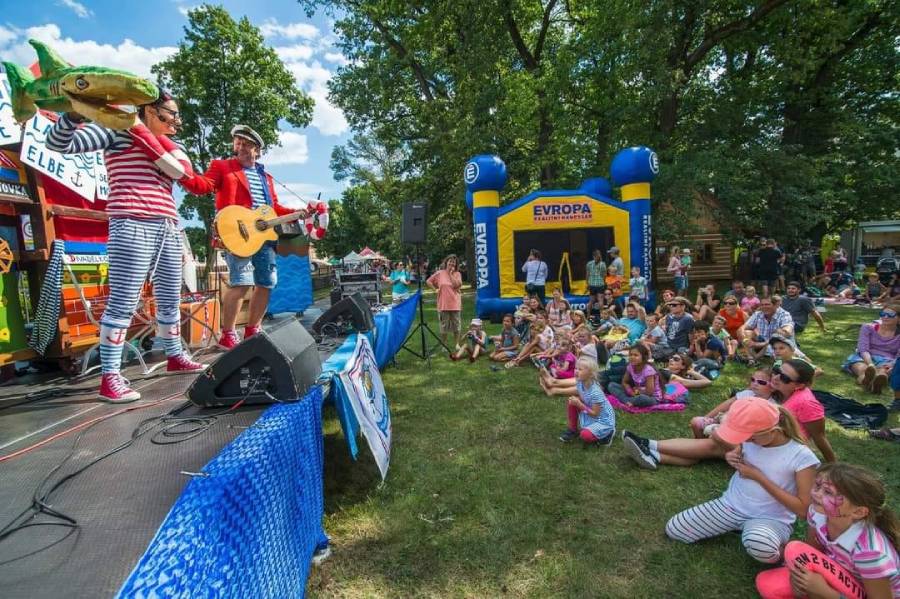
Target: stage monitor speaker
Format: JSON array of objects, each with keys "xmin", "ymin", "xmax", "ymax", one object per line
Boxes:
[
  {"xmin": 312, "ymin": 292, "xmax": 375, "ymax": 336},
  {"xmin": 401, "ymin": 202, "xmax": 427, "ymax": 244},
  {"xmin": 188, "ymin": 317, "xmax": 322, "ymax": 407}
]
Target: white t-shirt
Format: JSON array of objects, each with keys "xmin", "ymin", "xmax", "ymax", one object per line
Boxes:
[
  {"xmin": 722, "ymin": 439, "xmax": 819, "ymax": 525},
  {"xmin": 522, "ymin": 260, "xmax": 549, "ymax": 285}
]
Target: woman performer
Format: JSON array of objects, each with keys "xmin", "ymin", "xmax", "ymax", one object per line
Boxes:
[{"xmin": 47, "ymin": 91, "xmax": 207, "ymax": 403}]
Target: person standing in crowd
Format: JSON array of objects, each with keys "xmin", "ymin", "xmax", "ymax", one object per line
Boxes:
[
  {"xmin": 385, "ymin": 260, "xmax": 411, "ymax": 304},
  {"xmin": 781, "ymin": 281, "xmax": 826, "ymax": 334},
  {"xmin": 522, "ymin": 249, "xmax": 549, "ymax": 303},
  {"xmin": 427, "ymin": 254, "xmax": 464, "ymax": 351},
  {"xmin": 667, "ymin": 246, "xmax": 686, "ymax": 292},
  {"xmin": 629, "ymin": 266, "xmax": 649, "ymax": 306},
  {"xmin": 47, "ymin": 92, "xmax": 206, "ymax": 402},
  {"xmin": 586, "ymin": 248, "xmax": 607, "ymax": 310},
  {"xmin": 608, "ymin": 246, "xmax": 625, "ymax": 279},
  {"xmin": 757, "ymin": 238, "xmax": 783, "ymax": 297},
  {"xmin": 833, "ymin": 246, "xmax": 849, "ymax": 272}
]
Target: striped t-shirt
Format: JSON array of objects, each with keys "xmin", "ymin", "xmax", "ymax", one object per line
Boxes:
[
  {"xmin": 243, "ymin": 166, "xmax": 268, "ymax": 208},
  {"xmin": 577, "ymin": 380, "xmax": 615, "ymax": 431},
  {"xmin": 808, "ymin": 507, "xmax": 900, "ymax": 595},
  {"xmin": 46, "ymin": 115, "xmax": 182, "ymax": 220}
]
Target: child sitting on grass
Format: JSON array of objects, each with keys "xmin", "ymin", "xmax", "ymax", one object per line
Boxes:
[
  {"xmin": 691, "ymin": 367, "xmax": 774, "ymax": 438},
  {"xmin": 453, "ymin": 318, "xmax": 487, "ymax": 362},
  {"xmin": 569, "ymin": 309, "xmax": 590, "ymax": 337},
  {"xmin": 756, "ymin": 462, "xmax": 900, "ymax": 599},
  {"xmin": 594, "ymin": 307, "xmax": 618, "ymax": 336},
  {"xmin": 621, "ymin": 369, "xmax": 775, "ymax": 470},
  {"xmin": 711, "ymin": 314, "xmax": 738, "ymax": 360},
  {"xmin": 688, "ymin": 320, "xmax": 727, "ymax": 377},
  {"xmin": 574, "ymin": 327, "xmax": 598, "ymax": 362},
  {"xmin": 742, "ymin": 285, "xmax": 761, "ymax": 313},
  {"xmin": 507, "ymin": 316, "xmax": 554, "ymax": 368},
  {"xmin": 769, "ymin": 334, "xmax": 822, "ymax": 377},
  {"xmin": 661, "ymin": 399, "xmax": 820, "ymax": 564},
  {"xmin": 607, "ymin": 344, "xmax": 663, "ymax": 407},
  {"xmin": 490, "ymin": 313, "xmax": 521, "ymax": 362},
  {"xmin": 639, "ymin": 312, "xmax": 668, "ymax": 353},
  {"xmin": 558, "ymin": 356, "xmax": 616, "ymax": 446},
  {"xmin": 539, "ymin": 336, "xmax": 577, "ymax": 387}
]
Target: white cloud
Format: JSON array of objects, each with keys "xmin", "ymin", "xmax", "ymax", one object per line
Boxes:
[
  {"xmin": 0, "ymin": 24, "xmax": 175, "ymax": 79},
  {"xmin": 259, "ymin": 20, "xmax": 319, "ymax": 40},
  {"xmin": 57, "ymin": 0, "xmax": 93, "ymax": 19},
  {"xmin": 274, "ymin": 44, "xmax": 314, "ymax": 62},
  {"xmin": 263, "ymin": 130, "xmax": 309, "ymax": 165},
  {"xmin": 0, "ymin": 26, "xmax": 18, "ymax": 47},
  {"xmin": 286, "ymin": 60, "xmax": 348, "ymax": 136},
  {"xmin": 177, "ymin": 5, "xmax": 199, "ymax": 17},
  {"xmin": 323, "ymin": 52, "xmax": 348, "ymax": 66}
]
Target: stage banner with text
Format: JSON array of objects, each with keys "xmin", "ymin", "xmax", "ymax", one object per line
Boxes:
[
  {"xmin": 19, "ymin": 114, "xmax": 108, "ymax": 201},
  {"xmin": 0, "ymin": 73, "xmax": 21, "ymax": 148},
  {"xmin": 337, "ymin": 335, "xmax": 392, "ymax": 479}
]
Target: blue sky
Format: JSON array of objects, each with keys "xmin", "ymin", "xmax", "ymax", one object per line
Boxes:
[{"xmin": 0, "ymin": 0, "xmax": 351, "ymax": 215}]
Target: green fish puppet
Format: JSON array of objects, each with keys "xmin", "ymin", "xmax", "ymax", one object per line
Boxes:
[{"xmin": 2, "ymin": 39, "xmax": 159, "ymax": 129}]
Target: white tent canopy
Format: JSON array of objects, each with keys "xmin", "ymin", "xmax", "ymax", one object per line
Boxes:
[{"xmin": 342, "ymin": 251, "xmax": 365, "ymax": 263}]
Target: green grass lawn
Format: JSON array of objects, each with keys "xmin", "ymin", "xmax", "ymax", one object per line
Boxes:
[{"xmin": 309, "ymin": 290, "xmax": 899, "ymax": 598}]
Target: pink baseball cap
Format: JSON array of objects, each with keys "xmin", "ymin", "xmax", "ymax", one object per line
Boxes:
[{"xmin": 716, "ymin": 397, "xmax": 780, "ymax": 445}]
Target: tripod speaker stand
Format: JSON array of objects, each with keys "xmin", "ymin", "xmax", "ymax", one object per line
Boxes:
[{"xmin": 399, "ymin": 203, "xmax": 451, "ymax": 363}]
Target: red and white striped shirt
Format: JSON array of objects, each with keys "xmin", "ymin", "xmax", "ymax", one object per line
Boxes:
[{"xmin": 47, "ymin": 115, "xmax": 196, "ymax": 221}]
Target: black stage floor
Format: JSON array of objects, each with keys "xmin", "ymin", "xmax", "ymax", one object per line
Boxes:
[{"xmin": 0, "ymin": 308, "xmax": 334, "ymax": 599}]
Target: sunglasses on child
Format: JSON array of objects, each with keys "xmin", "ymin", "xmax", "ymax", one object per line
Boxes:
[
  {"xmin": 881, "ymin": 310, "xmax": 897, "ymax": 318},
  {"xmin": 750, "ymin": 377, "xmax": 769, "ymax": 386},
  {"xmin": 724, "ymin": 301, "xmax": 737, "ymax": 305}
]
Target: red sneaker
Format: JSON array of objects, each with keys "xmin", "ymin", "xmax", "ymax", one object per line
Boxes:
[
  {"xmin": 167, "ymin": 354, "xmax": 206, "ymax": 373},
  {"xmin": 243, "ymin": 325, "xmax": 261, "ymax": 339},
  {"xmin": 98, "ymin": 373, "xmax": 140, "ymax": 403},
  {"xmin": 217, "ymin": 329, "xmax": 240, "ymax": 350}
]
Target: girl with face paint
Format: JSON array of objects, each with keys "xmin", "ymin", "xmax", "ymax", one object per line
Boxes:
[{"xmin": 756, "ymin": 463, "xmax": 900, "ymax": 599}]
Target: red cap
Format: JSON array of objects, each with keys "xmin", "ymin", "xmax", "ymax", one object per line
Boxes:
[{"xmin": 716, "ymin": 397, "xmax": 780, "ymax": 445}]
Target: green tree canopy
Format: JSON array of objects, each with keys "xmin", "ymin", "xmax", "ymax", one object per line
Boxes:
[{"xmin": 154, "ymin": 4, "xmax": 314, "ymax": 261}]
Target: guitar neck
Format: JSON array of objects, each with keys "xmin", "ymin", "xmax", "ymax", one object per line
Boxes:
[{"xmin": 264, "ymin": 210, "xmax": 307, "ymax": 227}]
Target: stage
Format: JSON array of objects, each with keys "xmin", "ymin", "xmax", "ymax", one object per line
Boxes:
[{"xmin": 0, "ymin": 307, "xmax": 335, "ymax": 599}]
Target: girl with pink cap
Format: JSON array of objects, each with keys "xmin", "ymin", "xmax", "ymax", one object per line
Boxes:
[{"xmin": 658, "ymin": 397, "xmax": 820, "ymax": 563}]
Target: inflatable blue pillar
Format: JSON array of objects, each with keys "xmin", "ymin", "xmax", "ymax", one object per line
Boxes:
[
  {"xmin": 611, "ymin": 147, "xmax": 659, "ymax": 287},
  {"xmin": 464, "ymin": 155, "xmax": 507, "ymax": 318}
]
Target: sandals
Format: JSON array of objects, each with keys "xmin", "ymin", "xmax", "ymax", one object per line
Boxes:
[
  {"xmin": 871, "ymin": 373, "xmax": 888, "ymax": 394},
  {"xmin": 868, "ymin": 429, "xmax": 900, "ymax": 443}
]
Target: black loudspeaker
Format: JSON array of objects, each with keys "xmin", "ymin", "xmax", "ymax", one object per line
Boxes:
[
  {"xmin": 312, "ymin": 292, "xmax": 375, "ymax": 335},
  {"xmin": 401, "ymin": 202, "xmax": 427, "ymax": 244},
  {"xmin": 188, "ymin": 317, "xmax": 322, "ymax": 407}
]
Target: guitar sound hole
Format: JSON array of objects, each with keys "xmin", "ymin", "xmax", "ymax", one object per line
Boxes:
[{"xmin": 255, "ymin": 219, "xmax": 268, "ymax": 232}]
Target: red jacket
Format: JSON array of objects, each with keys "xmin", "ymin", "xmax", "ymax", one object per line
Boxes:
[{"xmin": 186, "ymin": 158, "xmax": 291, "ymax": 216}]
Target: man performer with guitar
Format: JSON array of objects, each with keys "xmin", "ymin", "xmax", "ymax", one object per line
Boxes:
[{"xmin": 191, "ymin": 125, "xmax": 301, "ymax": 350}]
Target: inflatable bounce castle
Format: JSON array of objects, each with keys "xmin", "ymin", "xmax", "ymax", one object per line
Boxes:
[{"xmin": 464, "ymin": 147, "xmax": 658, "ymax": 320}]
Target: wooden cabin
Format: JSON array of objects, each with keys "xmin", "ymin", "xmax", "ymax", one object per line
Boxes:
[{"xmin": 654, "ymin": 194, "xmax": 734, "ymax": 287}]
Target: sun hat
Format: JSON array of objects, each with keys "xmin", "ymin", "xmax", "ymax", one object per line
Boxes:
[
  {"xmin": 608, "ymin": 246, "xmax": 620, "ymax": 254},
  {"xmin": 470, "ymin": 318, "xmax": 483, "ymax": 327},
  {"xmin": 716, "ymin": 397, "xmax": 780, "ymax": 445}
]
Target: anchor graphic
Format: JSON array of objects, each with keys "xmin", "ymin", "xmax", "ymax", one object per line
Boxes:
[
  {"xmin": 70, "ymin": 169, "xmax": 84, "ymax": 188},
  {"xmin": 105, "ymin": 329, "xmax": 126, "ymax": 345}
]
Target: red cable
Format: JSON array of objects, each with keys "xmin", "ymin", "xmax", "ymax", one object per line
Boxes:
[{"xmin": 0, "ymin": 394, "xmax": 183, "ymax": 464}]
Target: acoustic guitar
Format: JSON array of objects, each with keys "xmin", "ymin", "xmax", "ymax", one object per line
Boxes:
[{"xmin": 214, "ymin": 205, "xmax": 309, "ymax": 258}]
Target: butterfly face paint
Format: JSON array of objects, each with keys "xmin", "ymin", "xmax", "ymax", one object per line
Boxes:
[{"xmin": 811, "ymin": 476, "xmax": 846, "ymax": 518}]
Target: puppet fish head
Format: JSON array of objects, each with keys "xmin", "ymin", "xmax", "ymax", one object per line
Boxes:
[{"xmin": 59, "ymin": 69, "xmax": 159, "ymax": 106}]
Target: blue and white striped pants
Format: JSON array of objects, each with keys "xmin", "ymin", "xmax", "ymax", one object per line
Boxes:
[
  {"xmin": 665, "ymin": 496, "xmax": 792, "ymax": 564},
  {"xmin": 99, "ymin": 218, "xmax": 183, "ymax": 372}
]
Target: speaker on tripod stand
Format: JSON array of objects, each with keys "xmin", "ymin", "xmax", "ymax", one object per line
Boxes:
[{"xmin": 400, "ymin": 203, "xmax": 450, "ymax": 362}]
